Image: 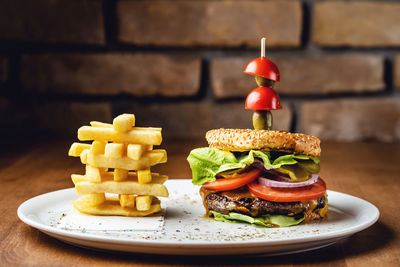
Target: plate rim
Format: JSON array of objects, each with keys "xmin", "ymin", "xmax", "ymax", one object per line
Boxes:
[{"xmin": 17, "ymin": 180, "xmax": 380, "ymax": 248}]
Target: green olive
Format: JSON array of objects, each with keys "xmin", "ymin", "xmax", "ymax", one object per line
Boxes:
[
  {"xmin": 252, "ymin": 110, "xmax": 272, "ymax": 130},
  {"xmin": 255, "ymin": 76, "xmax": 275, "ymax": 88},
  {"xmin": 298, "ymin": 161, "xmax": 320, "ymax": 174}
]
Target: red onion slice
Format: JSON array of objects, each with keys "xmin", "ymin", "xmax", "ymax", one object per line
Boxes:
[{"xmin": 258, "ymin": 174, "xmax": 320, "ymax": 188}]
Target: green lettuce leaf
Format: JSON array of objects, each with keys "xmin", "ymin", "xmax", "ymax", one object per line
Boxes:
[
  {"xmin": 186, "ymin": 147, "xmax": 238, "ymax": 185},
  {"xmin": 187, "ymin": 147, "xmax": 318, "ymax": 185},
  {"xmin": 210, "ymin": 211, "xmax": 304, "ymax": 228}
]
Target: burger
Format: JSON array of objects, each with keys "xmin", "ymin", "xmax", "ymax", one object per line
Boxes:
[
  {"xmin": 187, "ymin": 38, "xmax": 327, "ymax": 227},
  {"xmin": 187, "ymin": 129, "xmax": 328, "ymax": 227}
]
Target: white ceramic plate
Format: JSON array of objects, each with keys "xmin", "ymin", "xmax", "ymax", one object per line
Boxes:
[{"xmin": 18, "ymin": 179, "xmax": 379, "ymax": 256}]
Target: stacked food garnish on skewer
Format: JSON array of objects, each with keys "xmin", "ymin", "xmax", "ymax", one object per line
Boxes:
[
  {"xmin": 244, "ymin": 37, "xmax": 281, "ymax": 131},
  {"xmin": 187, "ymin": 38, "xmax": 328, "ymax": 227},
  {"xmin": 68, "ymin": 114, "xmax": 169, "ymax": 216}
]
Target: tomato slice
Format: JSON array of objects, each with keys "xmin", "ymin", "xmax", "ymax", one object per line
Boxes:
[
  {"xmin": 247, "ymin": 178, "xmax": 327, "ymax": 202},
  {"xmin": 203, "ymin": 169, "xmax": 262, "ymax": 192},
  {"xmin": 245, "ymin": 86, "xmax": 282, "ymax": 110},
  {"xmin": 244, "ymin": 57, "xmax": 280, "ymax": 82}
]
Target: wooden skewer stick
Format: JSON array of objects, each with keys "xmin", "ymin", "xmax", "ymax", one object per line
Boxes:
[{"xmin": 261, "ymin": 37, "xmax": 266, "ymax": 58}]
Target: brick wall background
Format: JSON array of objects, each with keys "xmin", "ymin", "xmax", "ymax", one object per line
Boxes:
[{"xmin": 0, "ymin": 0, "xmax": 399, "ymax": 142}]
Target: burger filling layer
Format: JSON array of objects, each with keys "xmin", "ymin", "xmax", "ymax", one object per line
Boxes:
[
  {"xmin": 187, "ymin": 147, "xmax": 328, "ymax": 227},
  {"xmin": 202, "ymin": 187, "xmax": 326, "ymax": 219},
  {"xmin": 187, "ymin": 147, "xmax": 320, "ymax": 185}
]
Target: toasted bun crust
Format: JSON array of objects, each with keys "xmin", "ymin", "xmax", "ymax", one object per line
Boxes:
[{"xmin": 206, "ymin": 128, "xmax": 321, "ymax": 157}]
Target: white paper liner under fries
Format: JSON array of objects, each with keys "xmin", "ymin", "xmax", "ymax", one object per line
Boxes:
[
  {"xmin": 68, "ymin": 114, "xmax": 169, "ymax": 217},
  {"xmin": 57, "ymin": 205, "xmax": 165, "ymax": 232}
]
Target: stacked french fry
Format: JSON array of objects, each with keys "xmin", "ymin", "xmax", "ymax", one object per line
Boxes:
[{"xmin": 68, "ymin": 114, "xmax": 168, "ymax": 217}]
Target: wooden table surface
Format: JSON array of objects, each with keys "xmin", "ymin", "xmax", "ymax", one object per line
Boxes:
[{"xmin": 1, "ymin": 139, "xmax": 399, "ymax": 266}]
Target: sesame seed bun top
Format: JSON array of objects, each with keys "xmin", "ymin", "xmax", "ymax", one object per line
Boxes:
[{"xmin": 206, "ymin": 128, "xmax": 321, "ymax": 157}]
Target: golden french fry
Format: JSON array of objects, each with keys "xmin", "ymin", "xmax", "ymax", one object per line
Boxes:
[
  {"xmin": 136, "ymin": 196, "xmax": 152, "ymax": 211},
  {"xmin": 132, "ymin": 127, "xmax": 160, "ymax": 131},
  {"xmin": 78, "ymin": 126, "xmax": 162, "ymax": 145},
  {"xmin": 87, "ymin": 149, "xmax": 166, "ymax": 170},
  {"xmin": 72, "ymin": 198, "xmax": 161, "ymax": 216},
  {"xmin": 71, "ymin": 174, "xmax": 87, "ymax": 184},
  {"xmin": 71, "ymin": 173, "xmax": 168, "ymax": 185},
  {"xmin": 104, "ymin": 143, "xmax": 124, "ymax": 159},
  {"xmin": 68, "ymin": 143, "xmax": 91, "ymax": 157},
  {"xmin": 119, "ymin": 194, "xmax": 136, "ymax": 208},
  {"xmin": 90, "ymin": 121, "xmax": 113, "ymax": 128},
  {"xmin": 85, "ymin": 165, "xmax": 102, "ymax": 182},
  {"xmin": 159, "ymin": 150, "xmax": 168, "ymax": 163},
  {"xmin": 137, "ymin": 169, "xmax": 152, "ymax": 184},
  {"xmin": 145, "ymin": 149, "xmax": 167, "ymax": 163},
  {"xmin": 88, "ymin": 154, "xmax": 148, "ymax": 170},
  {"xmin": 113, "ymin": 114, "xmax": 135, "ymax": 132},
  {"xmin": 114, "ymin": 168, "xmax": 128, "ymax": 181},
  {"xmin": 82, "ymin": 193, "xmax": 105, "ymax": 206},
  {"xmin": 75, "ymin": 180, "xmax": 169, "ymax": 197},
  {"xmin": 80, "ymin": 149, "xmax": 89, "ymax": 164},
  {"xmin": 127, "ymin": 144, "xmax": 152, "ymax": 160},
  {"xmin": 90, "ymin": 140, "xmax": 106, "ymax": 155}
]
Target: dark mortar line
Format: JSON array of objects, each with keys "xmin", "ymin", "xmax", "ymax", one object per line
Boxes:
[
  {"xmin": 0, "ymin": 40, "xmax": 107, "ymax": 54},
  {"xmin": 383, "ymin": 56, "xmax": 394, "ymax": 92},
  {"xmin": 1, "ymin": 43, "xmax": 397, "ymax": 60},
  {"xmin": 280, "ymin": 91, "xmax": 396, "ymax": 100},
  {"xmin": 113, "ymin": 43, "xmax": 307, "ymax": 53},
  {"xmin": 0, "ymin": 56, "xmax": 8, "ymax": 91},
  {"xmin": 213, "ymin": 90, "xmax": 397, "ymax": 103},
  {"xmin": 284, "ymin": 93, "xmax": 399, "ymax": 102},
  {"xmin": 316, "ymin": 46, "xmax": 400, "ymax": 53},
  {"xmin": 1, "ymin": 35, "xmax": 398, "ymax": 58},
  {"xmin": 200, "ymin": 49, "xmax": 400, "ymax": 59},
  {"xmin": 2, "ymin": 53, "xmax": 21, "ymax": 96},
  {"xmin": 111, "ymin": 102, "xmax": 119, "ymax": 118},
  {"xmin": 102, "ymin": 0, "xmax": 118, "ymax": 46},
  {"xmin": 198, "ymin": 58, "xmax": 211, "ymax": 100},
  {"xmin": 6, "ymin": 92, "xmax": 209, "ymax": 104},
  {"xmin": 0, "ymin": 39, "xmax": 308, "ymax": 55},
  {"xmin": 300, "ymin": 0, "xmax": 312, "ymax": 49},
  {"xmin": 289, "ymin": 102, "xmax": 298, "ymax": 133},
  {"xmin": 8, "ymin": 87, "xmax": 398, "ymax": 104}
]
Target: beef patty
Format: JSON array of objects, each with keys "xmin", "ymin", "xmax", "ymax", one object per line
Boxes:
[{"xmin": 202, "ymin": 187, "xmax": 326, "ymax": 218}]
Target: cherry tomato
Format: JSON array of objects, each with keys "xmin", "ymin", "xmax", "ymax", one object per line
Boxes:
[
  {"xmin": 247, "ymin": 178, "xmax": 327, "ymax": 202},
  {"xmin": 203, "ymin": 169, "xmax": 262, "ymax": 192},
  {"xmin": 245, "ymin": 86, "xmax": 282, "ymax": 110},
  {"xmin": 244, "ymin": 57, "xmax": 280, "ymax": 82}
]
